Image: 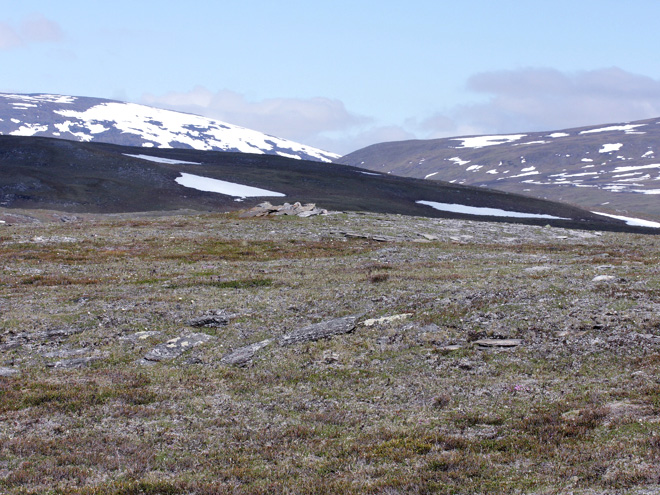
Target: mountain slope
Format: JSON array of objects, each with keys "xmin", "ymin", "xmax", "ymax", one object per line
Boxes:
[
  {"xmin": 337, "ymin": 118, "xmax": 660, "ymax": 218},
  {"xmin": 0, "ymin": 135, "xmax": 654, "ymax": 233},
  {"xmin": 0, "ymin": 93, "xmax": 339, "ymax": 162}
]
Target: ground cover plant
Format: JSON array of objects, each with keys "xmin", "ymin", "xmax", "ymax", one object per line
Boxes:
[{"xmin": 1, "ymin": 209, "xmax": 659, "ymax": 494}]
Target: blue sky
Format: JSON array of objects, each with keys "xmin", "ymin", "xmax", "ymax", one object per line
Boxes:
[{"xmin": 3, "ymin": 1, "xmax": 660, "ymax": 154}]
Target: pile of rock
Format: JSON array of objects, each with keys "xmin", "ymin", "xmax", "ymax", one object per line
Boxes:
[{"xmin": 239, "ymin": 201, "xmax": 330, "ymax": 218}]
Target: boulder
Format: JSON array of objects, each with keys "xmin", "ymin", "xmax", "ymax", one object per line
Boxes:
[
  {"xmin": 280, "ymin": 316, "xmax": 358, "ymax": 346},
  {"xmin": 221, "ymin": 339, "xmax": 272, "ymax": 366}
]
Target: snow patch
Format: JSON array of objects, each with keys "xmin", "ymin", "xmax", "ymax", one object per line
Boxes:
[
  {"xmin": 593, "ymin": 212, "xmax": 660, "ymax": 228},
  {"xmin": 124, "ymin": 154, "xmax": 202, "ymax": 165},
  {"xmin": 424, "ymin": 172, "xmax": 439, "ymax": 179},
  {"xmin": 547, "ymin": 132, "xmax": 570, "ymax": 138},
  {"xmin": 416, "ymin": 201, "xmax": 568, "ymax": 220},
  {"xmin": 175, "ymin": 173, "xmax": 285, "ymax": 198},
  {"xmin": 448, "ymin": 157, "xmax": 470, "ymax": 166},
  {"xmin": 450, "ymin": 134, "xmax": 526, "ymax": 149},
  {"xmin": 9, "ymin": 123, "xmax": 48, "ymax": 136},
  {"xmin": 599, "ymin": 143, "xmax": 623, "ymax": 153},
  {"xmin": 611, "ymin": 164, "xmax": 660, "ymax": 174},
  {"xmin": 580, "ymin": 124, "xmax": 646, "ymax": 135}
]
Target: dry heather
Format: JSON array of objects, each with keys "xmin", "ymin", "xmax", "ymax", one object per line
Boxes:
[{"xmin": 1, "ymin": 210, "xmax": 659, "ymax": 494}]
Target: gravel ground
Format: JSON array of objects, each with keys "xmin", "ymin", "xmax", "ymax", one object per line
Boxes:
[{"xmin": 0, "ymin": 209, "xmax": 659, "ymax": 494}]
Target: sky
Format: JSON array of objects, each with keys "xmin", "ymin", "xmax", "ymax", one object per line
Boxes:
[{"xmin": 3, "ymin": 1, "xmax": 660, "ymax": 155}]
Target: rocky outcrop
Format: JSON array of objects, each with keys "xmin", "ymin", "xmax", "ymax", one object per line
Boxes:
[
  {"xmin": 279, "ymin": 316, "xmax": 358, "ymax": 346},
  {"xmin": 188, "ymin": 310, "xmax": 233, "ymax": 328},
  {"xmin": 142, "ymin": 333, "xmax": 215, "ymax": 363},
  {"xmin": 221, "ymin": 339, "xmax": 273, "ymax": 366},
  {"xmin": 239, "ymin": 202, "xmax": 330, "ymax": 218}
]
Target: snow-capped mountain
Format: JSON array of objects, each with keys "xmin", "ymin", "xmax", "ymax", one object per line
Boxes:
[
  {"xmin": 0, "ymin": 93, "xmax": 339, "ymax": 162},
  {"xmin": 337, "ymin": 118, "xmax": 660, "ymax": 218}
]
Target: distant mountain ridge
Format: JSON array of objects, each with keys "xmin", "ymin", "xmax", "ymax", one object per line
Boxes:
[
  {"xmin": 1, "ymin": 134, "xmax": 652, "ymax": 233},
  {"xmin": 0, "ymin": 93, "xmax": 339, "ymax": 162},
  {"xmin": 337, "ymin": 118, "xmax": 660, "ymax": 218}
]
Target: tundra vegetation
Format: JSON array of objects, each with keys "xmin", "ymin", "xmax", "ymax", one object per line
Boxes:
[{"xmin": 0, "ymin": 209, "xmax": 659, "ymax": 494}]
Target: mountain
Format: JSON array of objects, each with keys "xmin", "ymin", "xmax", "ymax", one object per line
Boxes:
[
  {"xmin": 337, "ymin": 118, "xmax": 660, "ymax": 219},
  {"xmin": 0, "ymin": 134, "xmax": 655, "ymax": 233},
  {"xmin": 0, "ymin": 93, "xmax": 339, "ymax": 163}
]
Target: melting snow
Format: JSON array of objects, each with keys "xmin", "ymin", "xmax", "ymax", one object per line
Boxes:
[
  {"xmin": 633, "ymin": 189, "xmax": 660, "ymax": 195},
  {"xmin": 580, "ymin": 124, "xmax": 646, "ymax": 135},
  {"xmin": 175, "ymin": 173, "xmax": 285, "ymax": 198},
  {"xmin": 611, "ymin": 164, "xmax": 660, "ymax": 173},
  {"xmin": 547, "ymin": 132, "xmax": 570, "ymax": 138},
  {"xmin": 599, "ymin": 143, "xmax": 623, "ymax": 153},
  {"xmin": 9, "ymin": 123, "xmax": 48, "ymax": 136},
  {"xmin": 50, "ymin": 101, "xmax": 339, "ymax": 162},
  {"xmin": 448, "ymin": 157, "xmax": 470, "ymax": 166},
  {"xmin": 509, "ymin": 170, "xmax": 540, "ymax": 179},
  {"xmin": 416, "ymin": 201, "xmax": 567, "ymax": 220},
  {"xmin": 642, "ymin": 150, "xmax": 654, "ymax": 158},
  {"xmin": 593, "ymin": 212, "xmax": 660, "ymax": 228},
  {"xmin": 124, "ymin": 154, "xmax": 202, "ymax": 165},
  {"xmin": 466, "ymin": 165, "xmax": 483, "ymax": 171},
  {"xmin": 450, "ymin": 134, "xmax": 526, "ymax": 149},
  {"xmin": 424, "ymin": 172, "xmax": 439, "ymax": 179},
  {"xmin": 1, "ymin": 93, "xmax": 76, "ymax": 104}
]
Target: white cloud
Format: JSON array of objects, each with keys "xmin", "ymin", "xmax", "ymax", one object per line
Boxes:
[
  {"xmin": 20, "ymin": 14, "xmax": 64, "ymax": 43},
  {"xmin": 0, "ymin": 14, "xmax": 64, "ymax": 50},
  {"xmin": 420, "ymin": 67, "xmax": 660, "ymax": 138},
  {"xmin": 0, "ymin": 22, "xmax": 21, "ymax": 50},
  {"xmin": 141, "ymin": 87, "xmax": 372, "ymax": 155}
]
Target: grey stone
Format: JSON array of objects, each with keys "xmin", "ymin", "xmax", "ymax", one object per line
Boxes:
[
  {"xmin": 46, "ymin": 356, "xmax": 102, "ymax": 369},
  {"xmin": 41, "ymin": 348, "xmax": 88, "ymax": 359},
  {"xmin": 0, "ymin": 366, "xmax": 20, "ymax": 377},
  {"xmin": 280, "ymin": 316, "xmax": 357, "ymax": 346},
  {"xmin": 143, "ymin": 333, "xmax": 215, "ymax": 362},
  {"xmin": 593, "ymin": 275, "xmax": 616, "ymax": 282},
  {"xmin": 221, "ymin": 339, "xmax": 272, "ymax": 366},
  {"xmin": 188, "ymin": 310, "xmax": 232, "ymax": 328},
  {"xmin": 473, "ymin": 338, "xmax": 522, "ymax": 348},
  {"xmin": 119, "ymin": 331, "xmax": 162, "ymax": 342}
]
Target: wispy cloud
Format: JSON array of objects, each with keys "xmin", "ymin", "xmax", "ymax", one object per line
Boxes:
[
  {"xmin": 141, "ymin": 87, "xmax": 371, "ymax": 154},
  {"xmin": 142, "ymin": 68, "xmax": 660, "ymax": 156},
  {"xmin": 420, "ymin": 67, "xmax": 660, "ymax": 138},
  {"xmin": 0, "ymin": 14, "xmax": 64, "ymax": 50}
]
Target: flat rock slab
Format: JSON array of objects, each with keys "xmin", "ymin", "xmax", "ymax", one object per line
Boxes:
[
  {"xmin": 46, "ymin": 356, "xmax": 103, "ymax": 369},
  {"xmin": 41, "ymin": 348, "xmax": 89, "ymax": 359},
  {"xmin": 143, "ymin": 333, "xmax": 215, "ymax": 362},
  {"xmin": 188, "ymin": 310, "xmax": 232, "ymax": 328},
  {"xmin": 473, "ymin": 339, "xmax": 522, "ymax": 348},
  {"xmin": 280, "ymin": 316, "xmax": 358, "ymax": 346},
  {"xmin": 221, "ymin": 339, "xmax": 273, "ymax": 366},
  {"xmin": 119, "ymin": 331, "xmax": 163, "ymax": 342},
  {"xmin": 363, "ymin": 313, "xmax": 412, "ymax": 327},
  {"xmin": 0, "ymin": 366, "xmax": 20, "ymax": 377}
]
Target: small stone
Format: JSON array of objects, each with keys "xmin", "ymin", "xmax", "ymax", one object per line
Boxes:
[
  {"xmin": 592, "ymin": 275, "xmax": 616, "ymax": 282},
  {"xmin": 473, "ymin": 338, "xmax": 522, "ymax": 348}
]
